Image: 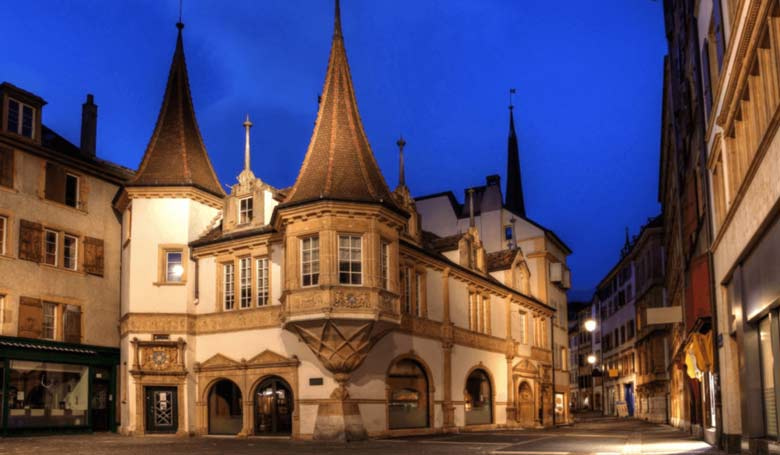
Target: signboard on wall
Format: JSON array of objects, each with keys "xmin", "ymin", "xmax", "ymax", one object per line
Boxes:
[{"xmin": 616, "ymin": 401, "xmax": 629, "ymax": 417}]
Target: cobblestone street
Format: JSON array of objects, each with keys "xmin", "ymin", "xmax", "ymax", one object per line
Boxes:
[{"xmin": 0, "ymin": 417, "xmax": 722, "ymax": 455}]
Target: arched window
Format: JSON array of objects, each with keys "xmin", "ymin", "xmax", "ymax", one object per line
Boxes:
[
  {"xmin": 255, "ymin": 376, "xmax": 293, "ymax": 435},
  {"xmin": 465, "ymin": 369, "xmax": 492, "ymax": 425},
  {"xmin": 208, "ymin": 379, "xmax": 243, "ymax": 435},
  {"xmin": 387, "ymin": 359, "xmax": 429, "ymax": 429}
]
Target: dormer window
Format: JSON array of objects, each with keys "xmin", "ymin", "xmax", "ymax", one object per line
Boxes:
[
  {"xmin": 239, "ymin": 197, "xmax": 253, "ymax": 224},
  {"xmin": 7, "ymin": 98, "xmax": 35, "ymax": 138},
  {"xmin": 504, "ymin": 225, "xmax": 513, "ymax": 241}
]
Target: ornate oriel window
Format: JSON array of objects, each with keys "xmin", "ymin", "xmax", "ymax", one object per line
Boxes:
[
  {"xmin": 239, "ymin": 257, "xmax": 252, "ymax": 308},
  {"xmin": 301, "ymin": 236, "xmax": 320, "ymax": 287},
  {"xmin": 338, "ymin": 234, "xmax": 362, "ymax": 285},
  {"xmin": 257, "ymin": 257, "xmax": 269, "ymax": 306},
  {"xmin": 223, "ymin": 262, "xmax": 235, "ymax": 310},
  {"xmin": 238, "ymin": 197, "xmax": 253, "ymax": 224}
]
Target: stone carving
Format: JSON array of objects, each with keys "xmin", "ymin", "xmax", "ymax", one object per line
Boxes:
[
  {"xmin": 333, "ymin": 291, "xmax": 370, "ymax": 309},
  {"xmin": 131, "ymin": 338, "xmax": 186, "ymax": 375}
]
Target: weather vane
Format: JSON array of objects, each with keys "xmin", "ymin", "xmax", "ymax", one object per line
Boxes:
[{"xmin": 509, "ymin": 88, "xmax": 516, "ymax": 110}]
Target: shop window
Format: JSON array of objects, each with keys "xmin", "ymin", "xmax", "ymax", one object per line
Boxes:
[
  {"xmin": 6, "ymin": 361, "xmax": 89, "ymax": 429},
  {"xmin": 223, "ymin": 263, "xmax": 235, "ymax": 310},
  {"xmin": 465, "ymin": 369, "xmax": 492, "ymax": 425},
  {"xmin": 238, "ymin": 197, "xmax": 253, "ymax": 225},
  {"xmin": 301, "ymin": 236, "xmax": 319, "ymax": 287},
  {"xmin": 239, "ymin": 257, "xmax": 251, "ymax": 308},
  {"xmin": 338, "ymin": 234, "xmax": 362, "ymax": 285},
  {"xmin": 6, "ymin": 98, "xmax": 35, "ymax": 138},
  {"xmin": 256, "ymin": 258, "xmax": 269, "ymax": 306},
  {"xmin": 208, "ymin": 379, "xmax": 243, "ymax": 435},
  {"xmin": 759, "ymin": 315, "xmax": 778, "ymax": 437},
  {"xmin": 388, "ymin": 359, "xmax": 429, "ymax": 429}
]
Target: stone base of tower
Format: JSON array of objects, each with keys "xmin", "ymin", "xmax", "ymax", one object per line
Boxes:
[{"xmin": 313, "ymin": 398, "xmax": 367, "ymax": 441}]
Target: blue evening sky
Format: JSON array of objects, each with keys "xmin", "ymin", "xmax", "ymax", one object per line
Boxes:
[{"xmin": 3, "ymin": 1, "xmax": 667, "ymax": 299}]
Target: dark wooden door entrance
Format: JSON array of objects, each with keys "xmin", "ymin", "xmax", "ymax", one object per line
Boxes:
[
  {"xmin": 90, "ymin": 369, "xmax": 110, "ymax": 431},
  {"xmin": 255, "ymin": 377, "xmax": 293, "ymax": 435},
  {"xmin": 145, "ymin": 387, "xmax": 178, "ymax": 433}
]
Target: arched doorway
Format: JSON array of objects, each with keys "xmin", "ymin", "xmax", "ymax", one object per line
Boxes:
[
  {"xmin": 387, "ymin": 358, "xmax": 429, "ymax": 429},
  {"xmin": 465, "ymin": 368, "xmax": 492, "ymax": 425},
  {"xmin": 517, "ymin": 381, "xmax": 534, "ymax": 427},
  {"xmin": 255, "ymin": 376, "xmax": 293, "ymax": 435},
  {"xmin": 208, "ymin": 379, "xmax": 243, "ymax": 435}
]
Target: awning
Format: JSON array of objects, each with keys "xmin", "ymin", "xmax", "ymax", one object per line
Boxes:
[{"xmin": 685, "ymin": 332, "xmax": 713, "ymax": 379}]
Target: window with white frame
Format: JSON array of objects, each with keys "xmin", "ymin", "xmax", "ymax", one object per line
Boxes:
[
  {"xmin": 0, "ymin": 215, "xmax": 6, "ymax": 255},
  {"xmin": 239, "ymin": 257, "xmax": 251, "ymax": 308},
  {"xmin": 6, "ymin": 98, "xmax": 35, "ymax": 138},
  {"xmin": 380, "ymin": 241, "xmax": 390, "ymax": 290},
  {"xmin": 338, "ymin": 235, "xmax": 362, "ymax": 285},
  {"xmin": 301, "ymin": 236, "xmax": 320, "ymax": 287},
  {"xmin": 42, "ymin": 301, "xmax": 56, "ymax": 340},
  {"xmin": 239, "ymin": 197, "xmax": 253, "ymax": 224},
  {"xmin": 223, "ymin": 263, "xmax": 235, "ymax": 310},
  {"xmin": 63, "ymin": 234, "xmax": 78, "ymax": 270},
  {"xmin": 165, "ymin": 250, "xmax": 183, "ymax": 282},
  {"xmin": 44, "ymin": 229, "xmax": 58, "ymax": 266},
  {"xmin": 256, "ymin": 258, "xmax": 269, "ymax": 306}
]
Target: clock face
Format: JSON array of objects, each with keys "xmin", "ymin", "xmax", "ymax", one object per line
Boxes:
[{"xmin": 152, "ymin": 350, "xmax": 168, "ymax": 366}]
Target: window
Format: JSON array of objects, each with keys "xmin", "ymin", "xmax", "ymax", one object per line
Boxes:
[
  {"xmin": 65, "ymin": 174, "xmax": 79, "ymax": 208},
  {"xmin": 469, "ymin": 293, "xmax": 489, "ymax": 334},
  {"xmin": 256, "ymin": 258, "xmax": 269, "ymax": 306},
  {"xmin": 301, "ymin": 236, "xmax": 320, "ymax": 287},
  {"xmin": 0, "ymin": 147, "xmax": 13, "ymax": 188},
  {"xmin": 380, "ymin": 241, "xmax": 390, "ymax": 290},
  {"xmin": 415, "ymin": 273, "xmax": 423, "ymax": 317},
  {"xmin": 223, "ymin": 263, "xmax": 235, "ymax": 310},
  {"xmin": 239, "ymin": 258, "xmax": 251, "ymax": 308},
  {"xmin": 504, "ymin": 225, "xmax": 513, "ymax": 241},
  {"xmin": 628, "ymin": 319, "xmax": 635, "ymax": 339},
  {"xmin": 402, "ymin": 268, "xmax": 412, "ymax": 314},
  {"xmin": 239, "ymin": 197, "xmax": 253, "ymax": 224},
  {"xmin": 63, "ymin": 234, "xmax": 78, "ymax": 270},
  {"xmin": 44, "ymin": 229, "xmax": 58, "ymax": 266},
  {"xmin": 42, "ymin": 302, "xmax": 56, "ymax": 340},
  {"xmin": 63, "ymin": 304, "xmax": 81, "ymax": 343},
  {"xmin": 6, "ymin": 98, "xmax": 34, "ymax": 138},
  {"xmin": 518, "ymin": 311, "xmax": 527, "ymax": 344},
  {"xmin": 338, "ymin": 235, "xmax": 362, "ymax": 285},
  {"xmin": 0, "ymin": 215, "xmax": 6, "ymax": 255},
  {"xmin": 165, "ymin": 250, "xmax": 183, "ymax": 282},
  {"xmin": 7, "ymin": 361, "xmax": 88, "ymax": 429}
]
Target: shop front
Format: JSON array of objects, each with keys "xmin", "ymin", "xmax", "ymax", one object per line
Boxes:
[{"xmin": 0, "ymin": 336, "xmax": 119, "ymax": 435}]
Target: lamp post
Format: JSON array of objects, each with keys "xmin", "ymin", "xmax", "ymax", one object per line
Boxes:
[
  {"xmin": 584, "ymin": 318, "xmax": 602, "ymax": 414},
  {"xmin": 587, "ymin": 354, "xmax": 597, "ymax": 411}
]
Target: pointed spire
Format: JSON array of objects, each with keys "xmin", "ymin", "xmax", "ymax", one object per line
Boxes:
[
  {"xmin": 243, "ymin": 114, "xmax": 253, "ymax": 172},
  {"xmin": 397, "ymin": 135, "xmax": 406, "ymax": 188},
  {"xmin": 283, "ymin": 0, "xmax": 401, "ymax": 212},
  {"xmin": 505, "ymin": 88, "xmax": 525, "ymax": 217},
  {"xmin": 128, "ymin": 22, "xmax": 225, "ymax": 197}
]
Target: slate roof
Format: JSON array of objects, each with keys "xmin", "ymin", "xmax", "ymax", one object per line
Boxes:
[
  {"xmin": 126, "ymin": 23, "xmax": 225, "ymax": 198},
  {"xmin": 281, "ymin": 1, "xmax": 400, "ymax": 213},
  {"xmin": 486, "ymin": 249, "xmax": 520, "ymax": 272},
  {"xmin": 422, "ymin": 231, "xmax": 463, "ymax": 252}
]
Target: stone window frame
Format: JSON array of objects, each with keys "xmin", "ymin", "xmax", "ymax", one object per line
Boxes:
[
  {"xmin": 216, "ymin": 248, "xmax": 273, "ymax": 312},
  {"xmin": 300, "ymin": 235, "xmax": 320, "ymax": 287},
  {"xmin": 238, "ymin": 256, "xmax": 252, "ymax": 309},
  {"xmin": 337, "ymin": 233, "xmax": 363, "ymax": 286},
  {"xmin": 156, "ymin": 244, "xmax": 188, "ymax": 286},
  {"xmin": 256, "ymin": 257, "xmax": 270, "ymax": 307},
  {"xmin": 238, "ymin": 196, "xmax": 253, "ymax": 225}
]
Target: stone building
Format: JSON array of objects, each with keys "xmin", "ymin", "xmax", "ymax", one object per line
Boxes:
[
  {"xmin": 116, "ymin": 2, "xmax": 571, "ymax": 440},
  {"xmin": 0, "ymin": 82, "xmax": 133, "ymax": 434}
]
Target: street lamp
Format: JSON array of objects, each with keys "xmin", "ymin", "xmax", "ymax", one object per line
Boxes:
[
  {"xmin": 587, "ymin": 354, "xmax": 596, "ymax": 365},
  {"xmin": 584, "ymin": 318, "xmax": 597, "ymax": 333}
]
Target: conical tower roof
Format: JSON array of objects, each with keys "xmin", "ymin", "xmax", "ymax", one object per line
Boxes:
[
  {"xmin": 283, "ymin": 1, "xmax": 400, "ymax": 212},
  {"xmin": 127, "ymin": 23, "xmax": 225, "ymax": 198},
  {"xmin": 505, "ymin": 105, "xmax": 526, "ymax": 217}
]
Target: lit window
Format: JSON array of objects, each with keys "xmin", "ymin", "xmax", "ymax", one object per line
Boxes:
[
  {"xmin": 0, "ymin": 216, "xmax": 6, "ymax": 255},
  {"xmin": 223, "ymin": 263, "xmax": 235, "ymax": 310},
  {"xmin": 301, "ymin": 236, "xmax": 320, "ymax": 287},
  {"xmin": 65, "ymin": 174, "xmax": 79, "ymax": 208},
  {"xmin": 63, "ymin": 235, "xmax": 78, "ymax": 270},
  {"xmin": 6, "ymin": 98, "xmax": 35, "ymax": 138},
  {"xmin": 239, "ymin": 197, "xmax": 253, "ymax": 224},
  {"xmin": 256, "ymin": 258, "xmax": 269, "ymax": 306},
  {"xmin": 165, "ymin": 250, "xmax": 183, "ymax": 282},
  {"xmin": 239, "ymin": 257, "xmax": 251, "ymax": 308},
  {"xmin": 380, "ymin": 241, "xmax": 390, "ymax": 290},
  {"xmin": 44, "ymin": 229, "xmax": 58, "ymax": 266},
  {"xmin": 42, "ymin": 302, "xmax": 56, "ymax": 340},
  {"xmin": 338, "ymin": 235, "xmax": 362, "ymax": 285}
]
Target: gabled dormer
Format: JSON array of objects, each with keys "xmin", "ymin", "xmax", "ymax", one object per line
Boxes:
[
  {"xmin": 0, "ymin": 82, "xmax": 46, "ymax": 144},
  {"xmin": 222, "ymin": 115, "xmax": 278, "ymax": 232}
]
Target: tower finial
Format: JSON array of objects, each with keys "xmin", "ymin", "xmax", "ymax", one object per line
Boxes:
[
  {"xmin": 397, "ymin": 135, "xmax": 406, "ymax": 187},
  {"xmin": 509, "ymin": 88, "xmax": 516, "ymax": 110},
  {"xmin": 176, "ymin": 0, "xmax": 184, "ymax": 30},
  {"xmin": 243, "ymin": 114, "xmax": 253, "ymax": 172},
  {"xmin": 334, "ymin": 0, "xmax": 342, "ymax": 37}
]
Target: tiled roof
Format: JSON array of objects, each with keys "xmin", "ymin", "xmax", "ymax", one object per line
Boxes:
[
  {"xmin": 281, "ymin": 2, "xmax": 400, "ymax": 213},
  {"xmin": 486, "ymin": 249, "xmax": 520, "ymax": 272},
  {"xmin": 422, "ymin": 231, "xmax": 462, "ymax": 252},
  {"xmin": 127, "ymin": 24, "xmax": 225, "ymax": 198},
  {"xmin": 190, "ymin": 222, "xmax": 275, "ymax": 248}
]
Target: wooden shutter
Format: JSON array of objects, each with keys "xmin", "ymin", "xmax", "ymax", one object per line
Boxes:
[
  {"xmin": 44, "ymin": 162, "xmax": 66, "ymax": 204},
  {"xmin": 18, "ymin": 219, "xmax": 43, "ymax": 262},
  {"xmin": 701, "ymin": 40, "xmax": 713, "ymax": 121},
  {"xmin": 18, "ymin": 296, "xmax": 43, "ymax": 339},
  {"xmin": 83, "ymin": 237, "xmax": 104, "ymax": 276},
  {"xmin": 714, "ymin": 1, "xmax": 725, "ymax": 69},
  {"xmin": 0, "ymin": 147, "xmax": 13, "ymax": 188},
  {"xmin": 63, "ymin": 305, "xmax": 82, "ymax": 343}
]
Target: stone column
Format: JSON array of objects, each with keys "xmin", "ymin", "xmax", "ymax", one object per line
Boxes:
[
  {"xmin": 239, "ymin": 399, "xmax": 253, "ymax": 437},
  {"xmin": 505, "ymin": 356, "xmax": 516, "ymax": 424},
  {"xmin": 441, "ymin": 269, "xmax": 456, "ymax": 429},
  {"xmin": 313, "ymin": 373, "xmax": 367, "ymax": 441}
]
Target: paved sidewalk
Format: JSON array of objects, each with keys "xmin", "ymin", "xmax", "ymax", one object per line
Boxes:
[{"xmin": 0, "ymin": 418, "xmax": 723, "ymax": 455}]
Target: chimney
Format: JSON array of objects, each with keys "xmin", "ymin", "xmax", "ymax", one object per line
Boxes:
[{"xmin": 80, "ymin": 94, "xmax": 97, "ymax": 157}]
